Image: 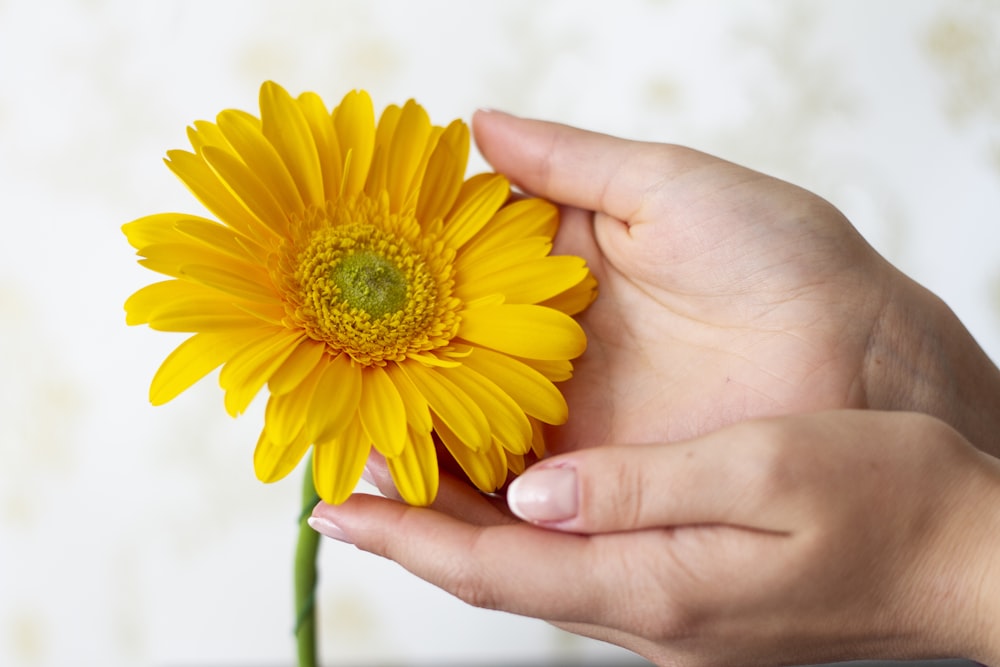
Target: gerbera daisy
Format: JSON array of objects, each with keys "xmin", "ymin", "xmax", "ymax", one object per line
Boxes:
[{"xmin": 124, "ymin": 81, "xmax": 595, "ymax": 506}]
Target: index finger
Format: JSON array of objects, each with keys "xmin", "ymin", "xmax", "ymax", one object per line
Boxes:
[{"xmin": 310, "ymin": 494, "xmax": 615, "ymax": 623}]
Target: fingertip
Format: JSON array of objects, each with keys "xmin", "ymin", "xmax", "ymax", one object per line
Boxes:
[
  {"xmin": 307, "ymin": 513, "xmax": 351, "ymax": 544},
  {"xmin": 473, "ymin": 107, "xmax": 516, "ymax": 121},
  {"xmin": 471, "ymin": 107, "xmax": 512, "ymax": 138},
  {"xmin": 471, "ymin": 112, "xmax": 653, "ymax": 218},
  {"xmin": 310, "ymin": 493, "xmax": 415, "ymax": 558},
  {"xmin": 471, "ymin": 107, "xmax": 521, "ymax": 166}
]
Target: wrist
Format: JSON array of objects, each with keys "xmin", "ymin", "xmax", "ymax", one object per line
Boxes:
[{"xmin": 863, "ymin": 273, "xmax": 1000, "ymax": 458}]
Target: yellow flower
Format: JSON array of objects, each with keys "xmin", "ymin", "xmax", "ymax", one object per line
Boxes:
[{"xmin": 124, "ymin": 81, "xmax": 595, "ymax": 506}]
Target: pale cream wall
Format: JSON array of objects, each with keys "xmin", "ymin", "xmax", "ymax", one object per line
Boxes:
[{"xmin": 1, "ymin": 1, "xmax": 998, "ymax": 665}]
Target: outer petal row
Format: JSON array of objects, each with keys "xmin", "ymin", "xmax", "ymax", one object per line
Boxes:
[
  {"xmin": 386, "ymin": 427, "xmax": 439, "ymax": 507},
  {"xmin": 260, "ymin": 81, "xmax": 325, "ymax": 209},
  {"xmin": 459, "ymin": 303, "xmax": 587, "ymax": 361},
  {"xmin": 454, "ymin": 255, "xmax": 590, "ymax": 305},
  {"xmin": 313, "ymin": 419, "xmax": 370, "ymax": 505}
]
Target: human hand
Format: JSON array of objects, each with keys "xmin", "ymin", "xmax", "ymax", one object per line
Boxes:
[
  {"xmin": 471, "ymin": 111, "xmax": 1000, "ymax": 457},
  {"xmin": 312, "ymin": 410, "xmax": 1000, "ymax": 666}
]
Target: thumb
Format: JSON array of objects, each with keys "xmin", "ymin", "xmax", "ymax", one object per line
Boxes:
[
  {"xmin": 505, "ymin": 427, "xmax": 781, "ymax": 534},
  {"xmin": 472, "ymin": 109, "xmax": 709, "ymax": 222}
]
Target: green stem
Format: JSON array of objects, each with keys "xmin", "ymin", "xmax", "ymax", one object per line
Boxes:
[{"xmin": 295, "ymin": 454, "xmax": 321, "ymax": 667}]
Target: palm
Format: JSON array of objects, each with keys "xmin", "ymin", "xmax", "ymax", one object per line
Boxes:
[{"xmin": 546, "ymin": 153, "xmax": 890, "ymax": 453}]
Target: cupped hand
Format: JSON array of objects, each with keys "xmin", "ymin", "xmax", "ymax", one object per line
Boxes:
[
  {"xmin": 313, "ymin": 410, "xmax": 1000, "ymax": 666},
  {"xmin": 471, "ymin": 111, "xmax": 1000, "ymax": 457},
  {"xmin": 472, "ymin": 110, "xmax": 893, "ymax": 451}
]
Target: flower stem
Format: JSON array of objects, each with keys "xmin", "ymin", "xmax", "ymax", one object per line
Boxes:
[{"xmin": 295, "ymin": 454, "xmax": 321, "ymax": 667}]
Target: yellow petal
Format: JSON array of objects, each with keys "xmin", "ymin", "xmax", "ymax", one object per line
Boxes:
[
  {"xmin": 136, "ymin": 241, "xmax": 263, "ymax": 281},
  {"xmin": 404, "ymin": 352, "xmax": 462, "ymax": 368},
  {"xmin": 385, "ymin": 362, "xmax": 432, "ymax": 432},
  {"xmin": 454, "ymin": 236, "xmax": 552, "ymax": 277},
  {"xmin": 374, "ymin": 103, "xmax": 402, "ymax": 151},
  {"xmin": 446, "ymin": 365, "xmax": 532, "ymax": 455},
  {"xmin": 387, "ymin": 426, "xmax": 439, "ymax": 506},
  {"xmin": 364, "ymin": 104, "xmax": 400, "ymax": 199},
  {"xmin": 264, "ymin": 365, "xmax": 324, "ymax": 447},
  {"xmin": 454, "ymin": 255, "xmax": 590, "ymax": 305},
  {"xmin": 230, "ymin": 300, "xmax": 288, "ymax": 327},
  {"xmin": 254, "ymin": 428, "xmax": 311, "ymax": 484},
  {"xmin": 149, "ymin": 309, "xmax": 268, "ymax": 333},
  {"xmin": 487, "ymin": 440, "xmax": 512, "ymax": 483},
  {"xmin": 539, "ymin": 271, "xmax": 598, "ymax": 316},
  {"xmin": 127, "ymin": 280, "xmax": 271, "ymax": 332},
  {"xmin": 216, "ymin": 108, "xmax": 304, "ymax": 216},
  {"xmin": 459, "ymin": 198, "xmax": 559, "ymax": 264},
  {"xmin": 440, "ymin": 173, "xmax": 509, "ymax": 249},
  {"xmin": 305, "ymin": 353, "xmax": 362, "ymax": 443},
  {"xmin": 148, "ymin": 329, "xmax": 262, "ymax": 405},
  {"xmin": 201, "ymin": 145, "xmax": 290, "ymax": 238},
  {"xmin": 297, "ymin": 91, "xmax": 343, "ymax": 203},
  {"xmin": 125, "ymin": 279, "xmax": 207, "ymax": 325},
  {"xmin": 358, "ymin": 365, "xmax": 407, "ymax": 458},
  {"xmin": 404, "ymin": 123, "xmax": 443, "ymax": 213},
  {"xmin": 333, "ymin": 90, "xmax": 375, "ymax": 198},
  {"xmin": 514, "ymin": 356, "xmax": 574, "ymax": 383},
  {"xmin": 313, "ymin": 418, "xmax": 370, "ymax": 505},
  {"xmin": 435, "ymin": 416, "xmax": 506, "ymax": 493},
  {"xmin": 461, "ymin": 347, "xmax": 569, "ymax": 424},
  {"xmin": 187, "ymin": 119, "xmax": 233, "ymax": 154},
  {"xmin": 416, "ymin": 119, "xmax": 469, "ymax": 225},
  {"xmin": 123, "ymin": 213, "xmax": 203, "ymax": 250},
  {"xmin": 514, "ymin": 423, "xmax": 547, "ymax": 473},
  {"xmin": 530, "ymin": 418, "xmax": 547, "ymax": 458},
  {"xmin": 268, "ymin": 340, "xmax": 326, "ymax": 395},
  {"xmin": 385, "ymin": 100, "xmax": 434, "ymax": 213},
  {"xmin": 165, "ymin": 149, "xmax": 272, "ymax": 243},
  {"xmin": 399, "ymin": 362, "xmax": 490, "ymax": 453},
  {"xmin": 173, "ymin": 216, "xmax": 263, "ymax": 264},
  {"xmin": 260, "ymin": 81, "xmax": 325, "ymax": 208},
  {"xmin": 178, "ymin": 262, "xmax": 277, "ymax": 303},
  {"xmin": 219, "ymin": 329, "xmax": 304, "ymax": 416},
  {"xmin": 506, "ymin": 452, "xmax": 526, "ymax": 476},
  {"xmin": 459, "ymin": 304, "xmax": 587, "ymax": 361}
]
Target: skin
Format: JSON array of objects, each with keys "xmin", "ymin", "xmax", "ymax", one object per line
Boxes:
[{"xmin": 309, "ymin": 112, "xmax": 1000, "ymax": 665}]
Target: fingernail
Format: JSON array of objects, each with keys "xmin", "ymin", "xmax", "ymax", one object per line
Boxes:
[
  {"xmin": 307, "ymin": 515, "xmax": 352, "ymax": 544},
  {"xmin": 475, "ymin": 107, "xmax": 515, "ymax": 118},
  {"xmin": 507, "ymin": 466, "xmax": 578, "ymax": 523}
]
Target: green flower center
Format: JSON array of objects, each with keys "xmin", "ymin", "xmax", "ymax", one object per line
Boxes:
[
  {"xmin": 281, "ymin": 195, "xmax": 462, "ymax": 366},
  {"xmin": 330, "ymin": 251, "xmax": 408, "ymax": 319}
]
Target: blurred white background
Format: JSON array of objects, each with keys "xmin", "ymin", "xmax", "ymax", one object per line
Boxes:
[{"xmin": 1, "ymin": 1, "xmax": 998, "ymax": 665}]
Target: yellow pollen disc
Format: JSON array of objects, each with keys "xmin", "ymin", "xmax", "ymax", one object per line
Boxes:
[{"xmin": 282, "ymin": 195, "xmax": 460, "ymax": 366}]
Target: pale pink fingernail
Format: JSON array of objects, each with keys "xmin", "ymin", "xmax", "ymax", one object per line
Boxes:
[
  {"xmin": 475, "ymin": 107, "xmax": 516, "ymax": 119},
  {"xmin": 307, "ymin": 515, "xmax": 351, "ymax": 544},
  {"xmin": 507, "ymin": 466, "xmax": 578, "ymax": 524}
]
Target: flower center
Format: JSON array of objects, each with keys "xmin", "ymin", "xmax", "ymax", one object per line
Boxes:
[
  {"xmin": 330, "ymin": 250, "xmax": 408, "ymax": 319},
  {"xmin": 279, "ymin": 195, "xmax": 461, "ymax": 366}
]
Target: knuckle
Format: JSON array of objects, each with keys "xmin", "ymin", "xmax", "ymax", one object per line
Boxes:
[
  {"xmin": 438, "ymin": 530, "xmax": 503, "ymax": 611},
  {"xmin": 450, "ymin": 577, "xmax": 500, "ymax": 611},
  {"xmin": 733, "ymin": 420, "xmax": 800, "ymax": 497},
  {"xmin": 444, "ymin": 562, "xmax": 501, "ymax": 611},
  {"xmin": 602, "ymin": 534, "xmax": 709, "ymax": 642}
]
